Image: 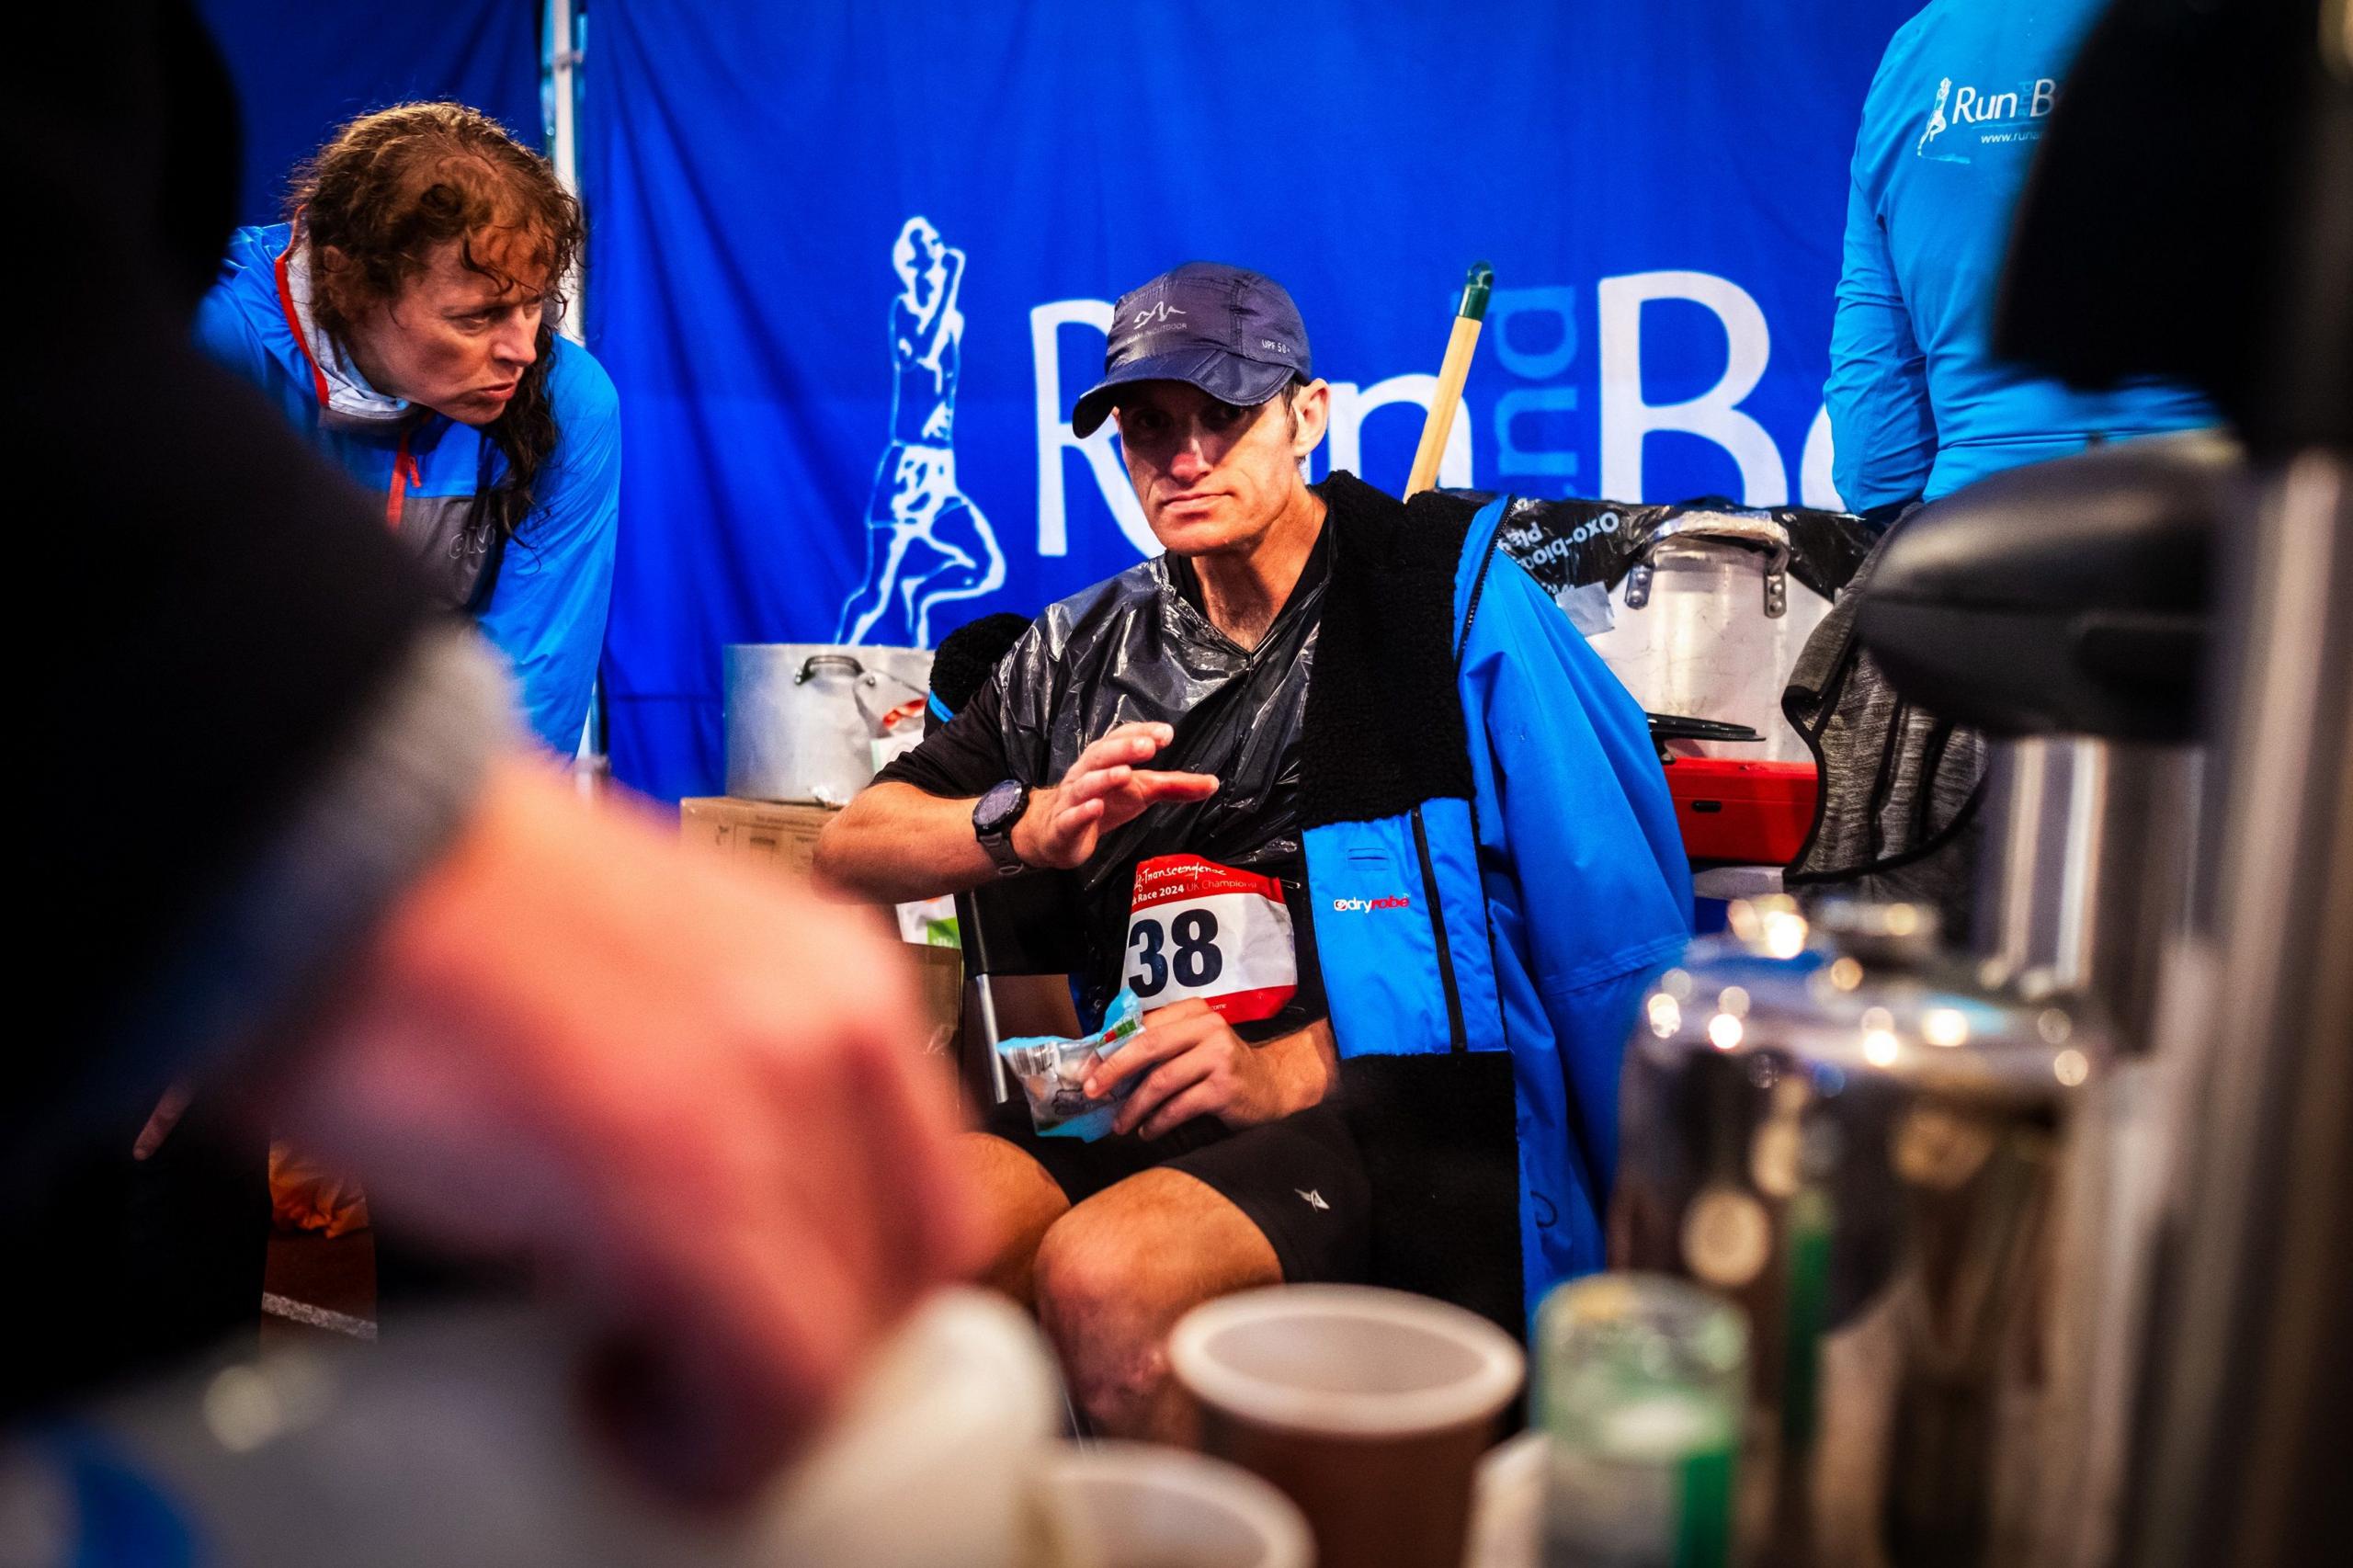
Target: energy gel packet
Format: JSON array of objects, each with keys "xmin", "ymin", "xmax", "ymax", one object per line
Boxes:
[{"xmin": 996, "ymin": 988, "xmax": 1145, "ymax": 1142}]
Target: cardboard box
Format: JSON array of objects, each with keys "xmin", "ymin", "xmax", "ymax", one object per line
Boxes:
[
  {"xmin": 907, "ymin": 941, "xmax": 965, "ymax": 1060},
  {"xmin": 678, "ymin": 796, "xmax": 837, "ymax": 879}
]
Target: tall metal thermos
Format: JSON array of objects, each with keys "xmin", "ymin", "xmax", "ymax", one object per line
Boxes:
[
  {"xmin": 1978, "ymin": 6, "xmax": 2353, "ymax": 1560},
  {"xmin": 1609, "ymin": 434, "xmax": 2230, "ymax": 1568}
]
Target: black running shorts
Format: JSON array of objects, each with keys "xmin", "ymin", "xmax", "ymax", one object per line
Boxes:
[{"xmin": 981, "ymin": 1095, "xmax": 1373, "ymax": 1286}]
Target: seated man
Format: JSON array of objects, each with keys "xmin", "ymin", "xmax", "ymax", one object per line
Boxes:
[{"xmin": 816, "ymin": 262, "xmax": 1690, "ymax": 1438}]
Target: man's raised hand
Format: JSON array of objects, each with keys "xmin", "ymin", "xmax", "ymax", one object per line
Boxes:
[{"xmin": 1013, "ymin": 722, "xmax": 1216, "ymax": 869}]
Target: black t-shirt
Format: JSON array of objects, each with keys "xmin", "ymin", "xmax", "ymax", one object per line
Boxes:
[{"xmin": 882, "ymin": 519, "xmax": 1333, "ymax": 1040}]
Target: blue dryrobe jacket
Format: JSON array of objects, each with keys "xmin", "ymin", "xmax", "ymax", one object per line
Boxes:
[
  {"xmin": 1296, "ymin": 482, "xmax": 1691, "ymax": 1329},
  {"xmin": 1829, "ymin": 0, "xmax": 2212, "ymax": 511},
  {"xmin": 196, "ymin": 223, "xmax": 621, "ymax": 752}
]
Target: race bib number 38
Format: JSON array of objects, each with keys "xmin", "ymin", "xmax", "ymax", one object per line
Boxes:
[{"xmin": 1124, "ymin": 854, "xmax": 1298, "ymax": 1024}]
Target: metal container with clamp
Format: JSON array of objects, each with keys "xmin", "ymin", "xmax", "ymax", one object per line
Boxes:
[
  {"xmin": 724, "ymin": 643, "xmax": 933, "ymax": 806},
  {"xmin": 1588, "ymin": 514, "xmax": 1834, "ymax": 764}
]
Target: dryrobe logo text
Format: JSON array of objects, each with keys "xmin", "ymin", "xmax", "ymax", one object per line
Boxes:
[
  {"xmin": 1330, "ymin": 895, "xmax": 1413, "ymax": 914},
  {"xmin": 1917, "ymin": 72, "xmax": 2059, "ymax": 160}
]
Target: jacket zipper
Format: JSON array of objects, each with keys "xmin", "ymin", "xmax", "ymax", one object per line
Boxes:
[
  {"xmin": 1412, "ymin": 804, "xmax": 1469, "ymax": 1053},
  {"xmin": 271, "ymin": 232, "xmax": 334, "ymax": 409},
  {"xmin": 386, "ymin": 432, "xmax": 418, "ymax": 530},
  {"xmin": 1421, "ymin": 503, "xmax": 1506, "ymax": 1055},
  {"xmin": 1454, "ymin": 508, "xmax": 1506, "ymax": 660}
]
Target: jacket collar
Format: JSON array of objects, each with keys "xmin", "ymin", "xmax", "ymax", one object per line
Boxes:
[
  {"xmin": 273, "ymin": 232, "xmax": 413, "ymax": 427},
  {"xmin": 1298, "ymin": 472, "xmax": 1480, "ymax": 827}
]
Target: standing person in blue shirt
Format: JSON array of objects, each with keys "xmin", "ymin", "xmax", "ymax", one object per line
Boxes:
[
  {"xmin": 1825, "ymin": 0, "xmax": 2213, "ymax": 510},
  {"xmin": 198, "ymin": 103, "xmax": 620, "ymax": 753},
  {"xmin": 1786, "ymin": 0, "xmax": 2219, "ymax": 926}
]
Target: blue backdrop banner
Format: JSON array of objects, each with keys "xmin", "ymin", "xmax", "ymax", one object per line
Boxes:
[
  {"xmin": 198, "ymin": 0, "xmax": 540, "ymax": 228},
  {"xmin": 587, "ymin": 0, "xmax": 1917, "ymax": 801}
]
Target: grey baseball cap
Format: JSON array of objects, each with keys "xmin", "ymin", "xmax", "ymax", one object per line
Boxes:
[{"xmin": 1070, "ymin": 261, "xmax": 1313, "ymax": 437}]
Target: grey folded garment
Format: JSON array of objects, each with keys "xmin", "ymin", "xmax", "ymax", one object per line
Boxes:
[{"xmin": 1780, "ymin": 512, "xmax": 1989, "ymax": 935}]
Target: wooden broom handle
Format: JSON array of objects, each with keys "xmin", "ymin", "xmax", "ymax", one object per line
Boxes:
[{"xmin": 1405, "ymin": 262, "xmax": 1494, "ymax": 497}]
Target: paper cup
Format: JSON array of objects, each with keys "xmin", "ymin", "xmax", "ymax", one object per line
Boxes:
[
  {"xmin": 1033, "ymin": 1441, "xmax": 1314, "ymax": 1568},
  {"xmin": 1169, "ymin": 1286, "xmax": 1525, "ymax": 1568}
]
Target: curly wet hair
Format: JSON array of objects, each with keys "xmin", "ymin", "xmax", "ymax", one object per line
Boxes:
[{"xmin": 290, "ymin": 102, "xmax": 584, "ymax": 545}]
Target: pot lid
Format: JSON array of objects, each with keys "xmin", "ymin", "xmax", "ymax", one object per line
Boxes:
[{"xmin": 1635, "ymin": 898, "xmax": 2099, "ymax": 1108}]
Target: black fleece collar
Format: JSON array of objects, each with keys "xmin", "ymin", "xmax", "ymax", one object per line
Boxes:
[{"xmin": 1298, "ymin": 472, "xmax": 1482, "ymax": 829}]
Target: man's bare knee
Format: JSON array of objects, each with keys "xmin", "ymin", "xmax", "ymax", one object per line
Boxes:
[
  {"xmin": 959, "ymin": 1132, "xmax": 1068, "ymax": 1305},
  {"xmin": 1031, "ymin": 1204, "xmax": 1161, "ymax": 1429},
  {"xmin": 1031, "ymin": 1169, "xmax": 1279, "ymax": 1439}
]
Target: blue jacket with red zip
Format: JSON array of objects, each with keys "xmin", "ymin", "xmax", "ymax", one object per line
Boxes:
[{"xmin": 196, "ymin": 222, "xmax": 620, "ymax": 752}]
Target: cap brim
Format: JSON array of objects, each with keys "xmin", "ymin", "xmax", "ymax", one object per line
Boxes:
[{"xmin": 1070, "ymin": 347, "xmax": 1296, "ymax": 437}]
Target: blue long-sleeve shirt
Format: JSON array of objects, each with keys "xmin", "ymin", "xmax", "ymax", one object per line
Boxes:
[
  {"xmin": 1827, "ymin": 0, "xmax": 2212, "ymax": 510},
  {"xmin": 197, "ymin": 224, "xmax": 620, "ymax": 752}
]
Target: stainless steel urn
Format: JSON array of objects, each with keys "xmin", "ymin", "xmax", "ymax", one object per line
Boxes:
[{"xmin": 1611, "ymin": 898, "xmax": 2109, "ymax": 1567}]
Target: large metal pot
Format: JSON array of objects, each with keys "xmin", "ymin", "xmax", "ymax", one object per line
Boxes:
[
  {"xmin": 724, "ymin": 643, "xmax": 933, "ymax": 805},
  {"xmin": 1585, "ymin": 516, "xmax": 1833, "ymax": 762}
]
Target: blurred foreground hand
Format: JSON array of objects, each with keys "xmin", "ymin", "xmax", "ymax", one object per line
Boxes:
[{"xmin": 268, "ymin": 757, "xmax": 979, "ymax": 1504}]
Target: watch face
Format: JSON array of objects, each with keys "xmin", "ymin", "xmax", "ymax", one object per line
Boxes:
[{"xmin": 974, "ymin": 778, "xmax": 1027, "ymax": 835}]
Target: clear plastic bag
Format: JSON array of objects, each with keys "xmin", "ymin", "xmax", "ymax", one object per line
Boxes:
[{"xmin": 995, "ymin": 989, "xmax": 1145, "ymax": 1142}]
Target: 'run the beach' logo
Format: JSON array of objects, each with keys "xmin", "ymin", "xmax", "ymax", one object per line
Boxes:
[
  {"xmin": 835, "ymin": 215, "xmax": 1006, "ymax": 647},
  {"xmin": 1917, "ymin": 73, "xmax": 2059, "ymax": 160},
  {"xmin": 1916, "ymin": 77, "xmax": 1952, "ymax": 153}
]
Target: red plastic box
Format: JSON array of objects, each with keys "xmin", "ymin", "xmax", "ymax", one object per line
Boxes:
[{"xmin": 1664, "ymin": 758, "xmax": 1820, "ymax": 866}]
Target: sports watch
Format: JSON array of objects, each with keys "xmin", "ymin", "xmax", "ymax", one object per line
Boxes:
[{"xmin": 972, "ymin": 778, "xmax": 1033, "ymax": 877}]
